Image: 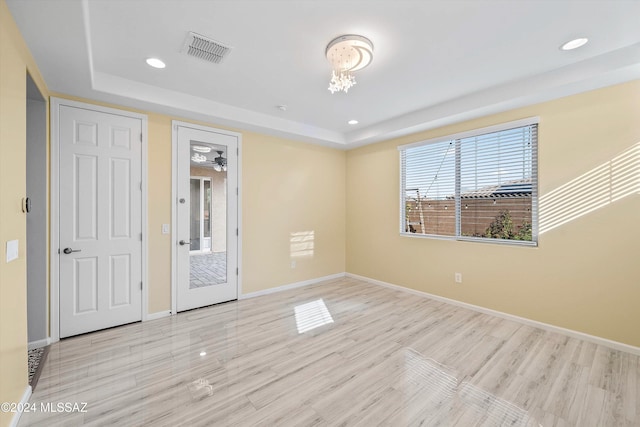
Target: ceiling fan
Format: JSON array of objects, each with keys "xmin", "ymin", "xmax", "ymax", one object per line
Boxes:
[{"xmin": 211, "ymin": 150, "xmax": 227, "ymax": 172}]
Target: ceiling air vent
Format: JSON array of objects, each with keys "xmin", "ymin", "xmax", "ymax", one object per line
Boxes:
[{"xmin": 182, "ymin": 32, "xmax": 232, "ymax": 64}]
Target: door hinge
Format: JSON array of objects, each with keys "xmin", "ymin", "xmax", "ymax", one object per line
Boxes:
[
  {"xmin": 236, "ymin": 228, "xmax": 238, "ymax": 236},
  {"xmin": 140, "ymin": 281, "xmax": 143, "ymax": 290},
  {"xmin": 139, "ymin": 232, "xmax": 143, "ymax": 241},
  {"xmin": 236, "ymin": 267, "xmax": 239, "ymax": 276},
  {"xmin": 237, "ymin": 147, "xmax": 239, "ymax": 156},
  {"xmin": 140, "ymin": 182, "xmax": 142, "ymax": 191},
  {"xmin": 140, "ymin": 133, "xmax": 143, "ymax": 142},
  {"xmin": 236, "ymin": 187, "xmax": 238, "ymax": 196}
]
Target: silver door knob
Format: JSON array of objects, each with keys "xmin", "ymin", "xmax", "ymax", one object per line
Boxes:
[
  {"xmin": 179, "ymin": 240, "xmax": 190, "ymax": 246},
  {"xmin": 62, "ymin": 247, "xmax": 82, "ymax": 254}
]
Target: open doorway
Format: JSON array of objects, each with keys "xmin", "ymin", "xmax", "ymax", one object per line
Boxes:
[{"xmin": 26, "ymin": 72, "xmax": 47, "ymax": 350}]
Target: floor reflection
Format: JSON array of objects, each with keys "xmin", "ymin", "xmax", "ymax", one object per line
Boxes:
[
  {"xmin": 458, "ymin": 380, "xmax": 536, "ymax": 426},
  {"xmin": 294, "ymin": 299, "xmax": 334, "ymax": 334},
  {"xmin": 402, "ymin": 348, "xmax": 540, "ymax": 426}
]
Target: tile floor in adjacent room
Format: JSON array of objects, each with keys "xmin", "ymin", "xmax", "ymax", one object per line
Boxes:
[
  {"xmin": 190, "ymin": 252, "xmax": 227, "ymax": 288},
  {"xmin": 19, "ymin": 277, "xmax": 640, "ymax": 426}
]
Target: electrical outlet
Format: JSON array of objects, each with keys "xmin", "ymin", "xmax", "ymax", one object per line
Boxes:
[
  {"xmin": 291, "ymin": 260, "xmax": 296, "ymax": 269},
  {"xmin": 454, "ymin": 272, "xmax": 462, "ymax": 283},
  {"xmin": 161, "ymin": 224, "xmax": 170, "ymax": 234}
]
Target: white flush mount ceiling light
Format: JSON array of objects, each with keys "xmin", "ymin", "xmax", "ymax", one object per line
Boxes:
[
  {"xmin": 326, "ymin": 34, "xmax": 373, "ymax": 94},
  {"xmin": 561, "ymin": 38, "xmax": 588, "ymax": 51},
  {"xmin": 145, "ymin": 57, "xmax": 166, "ymax": 68},
  {"xmin": 348, "ymin": 119, "xmax": 359, "ymax": 125},
  {"xmin": 192, "ymin": 145, "xmax": 212, "ymax": 153}
]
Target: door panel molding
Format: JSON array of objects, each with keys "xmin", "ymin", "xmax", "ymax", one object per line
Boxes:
[
  {"xmin": 50, "ymin": 97, "xmax": 149, "ymax": 342},
  {"xmin": 171, "ymin": 121, "xmax": 241, "ymax": 314}
]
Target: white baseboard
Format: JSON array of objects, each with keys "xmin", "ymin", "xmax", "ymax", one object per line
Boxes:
[
  {"xmin": 239, "ymin": 272, "xmax": 346, "ymax": 300},
  {"xmin": 346, "ymin": 272, "xmax": 640, "ymax": 356},
  {"xmin": 9, "ymin": 385, "xmax": 32, "ymax": 427},
  {"xmin": 28, "ymin": 338, "xmax": 51, "ymax": 351},
  {"xmin": 146, "ymin": 310, "xmax": 172, "ymax": 321}
]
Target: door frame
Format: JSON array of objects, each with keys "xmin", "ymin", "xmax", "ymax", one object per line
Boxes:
[
  {"xmin": 50, "ymin": 97, "xmax": 149, "ymax": 343},
  {"xmin": 26, "ymin": 73, "xmax": 48, "ymax": 349},
  {"xmin": 171, "ymin": 120, "xmax": 242, "ymax": 314}
]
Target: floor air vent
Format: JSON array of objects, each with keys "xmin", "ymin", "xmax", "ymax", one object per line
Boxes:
[{"xmin": 183, "ymin": 32, "xmax": 232, "ymax": 64}]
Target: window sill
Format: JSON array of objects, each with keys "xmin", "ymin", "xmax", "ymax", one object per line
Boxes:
[{"xmin": 399, "ymin": 232, "xmax": 537, "ymax": 247}]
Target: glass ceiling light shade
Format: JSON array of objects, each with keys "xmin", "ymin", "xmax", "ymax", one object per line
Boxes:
[
  {"xmin": 191, "ymin": 152, "xmax": 207, "ymax": 163},
  {"xmin": 325, "ymin": 34, "xmax": 373, "ymax": 94}
]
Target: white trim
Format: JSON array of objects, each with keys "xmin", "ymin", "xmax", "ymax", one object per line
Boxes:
[
  {"xmin": 346, "ymin": 273, "xmax": 640, "ymax": 356},
  {"xmin": 172, "ymin": 120, "xmax": 243, "ymax": 138},
  {"xmin": 171, "ymin": 122, "xmax": 178, "ymax": 315},
  {"xmin": 9, "ymin": 386, "xmax": 32, "ymax": 427},
  {"xmin": 49, "ymin": 97, "xmax": 149, "ymax": 340},
  {"xmin": 171, "ymin": 120, "xmax": 242, "ymax": 313},
  {"xmin": 27, "ymin": 337, "xmax": 51, "ymax": 351},
  {"xmin": 146, "ymin": 310, "xmax": 172, "ymax": 321},
  {"xmin": 141, "ymin": 115, "xmax": 149, "ymax": 321},
  {"xmin": 397, "ymin": 232, "xmax": 537, "ymax": 247},
  {"xmin": 239, "ymin": 273, "xmax": 346, "ymax": 300},
  {"xmin": 50, "ymin": 99, "xmax": 61, "ymax": 343},
  {"xmin": 237, "ymin": 138, "xmax": 243, "ymax": 298},
  {"xmin": 397, "ymin": 116, "xmax": 539, "ymax": 150}
]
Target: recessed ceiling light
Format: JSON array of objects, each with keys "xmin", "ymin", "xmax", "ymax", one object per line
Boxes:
[
  {"xmin": 199, "ymin": 351, "xmax": 206, "ymax": 357},
  {"xmin": 146, "ymin": 57, "xmax": 166, "ymax": 68},
  {"xmin": 348, "ymin": 120, "xmax": 359, "ymax": 125},
  {"xmin": 276, "ymin": 105, "xmax": 287, "ymax": 111},
  {"xmin": 560, "ymin": 38, "xmax": 588, "ymax": 51}
]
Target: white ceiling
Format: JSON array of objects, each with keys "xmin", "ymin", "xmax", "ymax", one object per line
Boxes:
[{"xmin": 7, "ymin": 0, "xmax": 640, "ymax": 148}]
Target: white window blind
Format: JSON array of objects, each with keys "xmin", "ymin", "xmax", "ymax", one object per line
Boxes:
[{"xmin": 400, "ymin": 119, "xmax": 538, "ymax": 245}]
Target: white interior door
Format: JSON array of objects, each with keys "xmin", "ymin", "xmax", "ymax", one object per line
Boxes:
[
  {"xmin": 58, "ymin": 105, "xmax": 142, "ymax": 338},
  {"xmin": 176, "ymin": 125, "xmax": 238, "ymax": 312}
]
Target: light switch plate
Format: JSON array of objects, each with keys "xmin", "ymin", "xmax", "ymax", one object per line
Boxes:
[
  {"xmin": 162, "ymin": 224, "xmax": 170, "ymax": 234},
  {"xmin": 6, "ymin": 240, "xmax": 18, "ymax": 262}
]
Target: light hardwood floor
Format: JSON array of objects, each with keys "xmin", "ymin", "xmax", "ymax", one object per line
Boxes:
[{"xmin": 19, "ymin": 277, "xmax": 640, "ymax": 426}]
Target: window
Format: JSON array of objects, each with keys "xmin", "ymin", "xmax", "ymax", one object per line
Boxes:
[{"xmin": 400, "ymin": 118, "xmax": 538, "ymax": 245}]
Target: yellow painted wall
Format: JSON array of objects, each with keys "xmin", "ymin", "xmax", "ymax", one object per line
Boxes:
[
  {"xmin": 144, "ymin": 117, "xmax": 346, "ymax": 304},
  {"xmin": 346, "ymin": 80, "xmax": 640, "ymax": 347},
  {"xmin": 0, "ymin": 0, "xmax": 49, "ymax": 424},
  {"xmin": 50, "ymin": 96, "xmax": 346, "ymax": 311},
  {"xmin": 241, "ymin": 132, "xmax": 346, "ymax": 294},
  {"xmin": 146, "ymin": 113, "xmax": 173, "ymax": 313}
]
